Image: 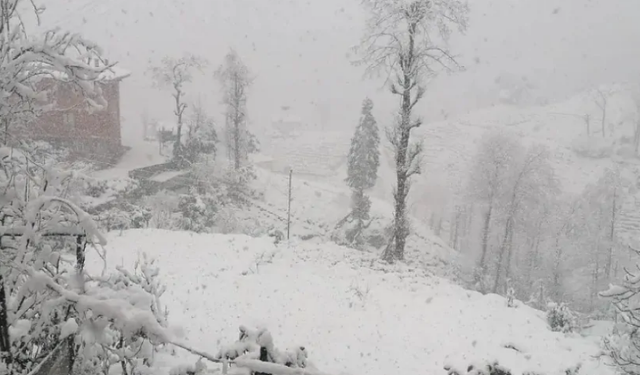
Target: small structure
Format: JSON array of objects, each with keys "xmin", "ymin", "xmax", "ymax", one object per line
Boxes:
[{"xmin": 28, "ymin": 58, "xmax": 131, "ymax": 165}]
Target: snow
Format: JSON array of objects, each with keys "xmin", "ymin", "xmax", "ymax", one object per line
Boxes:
[
  {"xmin": 60, "ymin": 318, "xmax": 79, "ymax": 339},
  {"xmin": 92, "ymin": 140, "xmax": 169, "ymax": 180},
  {"xmin": 149, "ymin": 170, "xmax": 187, "ymax": 183},
  {"xmin": 86, "ymin": 229, "xmax": 614, "ymax": 375}
]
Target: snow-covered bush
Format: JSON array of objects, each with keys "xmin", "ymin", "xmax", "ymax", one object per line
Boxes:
[
  {"xmin": 96, "ymin": 201, "xmax": 152, "ymax": 232},
  {"xmin": 214, "ymin": 207, "xmax": 263, "ymax": 236},
  {"xmin": 445, "ymin": 361, "xmax": 512, "ymax": 375},
  {"xmin": 214, "ymin": 326, "xmax": 313, "ymax": 374},
  {"xmin": 142, "ymin": 190, "xmax": 182, "ymax": 229},
  {"xmin": 601, "ymin": 265, "xmax": 640, "ymax": 374},
  {"xmin": 331, "ymin": 216, "xmax": 387, "ymax": 251},
  {"xmin": 571, "ymin": 135, "xmax": 614, "ymax": 159},
  {"xmin": 445, "ymin": 360, "xmax": 581, "ymax": 375},
  {"xmin": 74, "ymin": 253, "xmax": 169, "ymax": 375},
  {"xmin": 0, "ymin": 146, "xmax": 175, "ymax": 374},
  {"xmin": 178, "ymin": 192, "xmax": 217, "ymax": 233},
  {"xmin": 546, "ymin": 302, "xmax": 577, "ymax": 333},
  {"xmin": 222, "ymin": 165, "xmax": 257, "ymax": 203}
]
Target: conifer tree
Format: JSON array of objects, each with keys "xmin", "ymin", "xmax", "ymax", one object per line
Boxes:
[{"xmin": 344, "ymin": 98, "xmax": 380, "ymax": 244}]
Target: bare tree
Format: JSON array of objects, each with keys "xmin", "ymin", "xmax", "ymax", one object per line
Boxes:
[
  {"xmin": 215, "ymin": 48, "xmax": 257, "ymax": 170},
  {"xmin": 353, "ymin": 0, "xmax": 469, "ymax": 262},
  {"xmin": 149, "ymin": 54, "xmax": 207, "ymax": 162},
  {"xmin": 491, "ymin": 144, "xmax": 557, "ymax": 294},
  {"xmin": 466, "ymin": 130, "xmax": 521, "ymax": 289}
]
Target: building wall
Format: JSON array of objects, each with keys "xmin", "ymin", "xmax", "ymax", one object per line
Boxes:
[
  {"xmin": 30, "ymin": 80, "xmax": 122, "ymax": 145},
  {"xmin": 26, "ymin": 79, "xmax": 125, "ymax": 165}
]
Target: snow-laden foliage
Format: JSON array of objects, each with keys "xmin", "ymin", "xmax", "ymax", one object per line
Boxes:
[
  {"xmin": 215, "ymin": 326, "xmax": 313, "ymax": 373},
  {"xmin": 546, "ymin": 302, "xmax": 577, "ymax": 333},
  {"xmin": 222, "ymin": 165, "xmax": 258, "ymax": 203},
  {"xmin": 600, "ymin": 265, "xmax": 640, "ymax": 374},
  {"xmin": 178, "ymin": 191, "xmax": 217, "ymax": 233},
  {"xmin": 445, "ymin": 361, "xmax": 513, "ymax": 375},
  {"xmin": 73, "ymin": 253, "xmax": 169, "ymax": 375},
  {"xmin": 142, "ymin": 190, "xmax": 182, "ymax": 230},
  {"xmin": 340, "ymin": 98, "xmax": 380, "ymax": 248},
  {"xmin": 0, "ymin": 146, "xmax": 175, "ymax": 375},
  {"xmin": 95, "ymin": 202, "xmax": 151, "ymax": 232},
  {"xmin": 215, "ymin": 49, "xmax": 259, "ymax": 171},
  {"xmin": 184, "ymin": 102, "xmax": 219, "ymax": 165},
  {"xmin": 346, "ymin": 98, "xmax": 380, "ymax": 196}
]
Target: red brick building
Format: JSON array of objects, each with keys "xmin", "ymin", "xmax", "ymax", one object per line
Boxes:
[{"xmin": 29, "ymin": 61, "xmax": 131, "ymax": 164}]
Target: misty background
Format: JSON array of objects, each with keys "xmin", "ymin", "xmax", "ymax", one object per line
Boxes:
[{"xmin": 41, "ymin": 0, "xmax": 640, "ymax": 144}]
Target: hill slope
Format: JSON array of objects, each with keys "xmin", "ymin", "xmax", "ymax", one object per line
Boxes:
[{"xmin": 86, "ymin": 229, "xmax": 614, "ymax": 375}]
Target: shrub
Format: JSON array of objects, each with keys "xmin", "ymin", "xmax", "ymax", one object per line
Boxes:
[
  {"xmin": 178, "ymin": 192, "xmax": 218, "ymax": 233},
  {"xmin": 97, "ymin": 202, "xmax": 152, "ymax": 232},
  {"xmin": 546, "ymin": 302, "xmax": 577, "ymax": 333}
]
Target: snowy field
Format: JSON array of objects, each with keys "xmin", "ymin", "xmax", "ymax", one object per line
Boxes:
[{"xmin": 87, "ymin": 229, "xmax": 614, "ymax": 375}]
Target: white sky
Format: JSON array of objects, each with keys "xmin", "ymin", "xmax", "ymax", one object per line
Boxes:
[{"xmin": 40, "ymin": 0, "xmax": 640, "ymax": 144}]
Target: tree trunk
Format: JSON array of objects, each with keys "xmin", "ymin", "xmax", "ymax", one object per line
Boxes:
[
  {"xmin": 503, "ymin": 229, "xmax": 515, "ymax": 285},
  {"xmin": 479, "ymin": 204, "xmax": 493, "ymax": 274},
  {"xmin": 591, "ymin": 245, "xmax": 600, "ymax": 309},
  {"xmin": 605, "ymin": 187, "xmax": 617, "ymax": 282},
  {"xmin": 492, "ymin": 216, "xmax": 513, "ymax": 293},
  {"xmin": 601, "ymin": 105, "xmax": 606, "ymax": 137},
  {"xmin": 389, "ymin": 21, "xmax": 418, "ymax": 262},
  {"xmin": 552, "ymin": 235, "xmax": 563, "ymax": 301}
]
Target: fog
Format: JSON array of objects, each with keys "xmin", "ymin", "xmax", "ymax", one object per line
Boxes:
[
  {"xmin": 5, "ymin": 1, "xmax": 640, "ymax": 374},
  {"xmin": 43, "ymin": 0, "xmax": 640, "ymax": 143}
]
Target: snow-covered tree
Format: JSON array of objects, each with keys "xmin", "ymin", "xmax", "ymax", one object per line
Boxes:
[
  {"xmin": 601, "ymin": 265, "xmax": 640, "ymax": 374},
  {"xmin": 215, "ymin": 49, "xmax": 258, "ymax": 171},
  {"xmin": 353, "ymin": 0, "xmax": 469, "ymax": 262},
  {"xmin": 491, "ymin": 144, "xmax": 558, "ymax": 293},
  {"xmin": 149, "ymin": 54, "xmax": 208, "ymax": 162},
  {"xmin": 343, "ymin": 97, "xmax": 380, "ymax": 246},
  {"xmin": 184, "ymin": 100, "xmax": 218, "ymax": 165},
  {"xmin": 466, "ymin": 130, "xmax": 522, "ymax": 289},
  {"xmin": 0, "ymin": 147, "xmax": 174, "ymax": 375},
  {"xmin": 0, "ymin": 4, "xmax": 185, "ymax": 372}
]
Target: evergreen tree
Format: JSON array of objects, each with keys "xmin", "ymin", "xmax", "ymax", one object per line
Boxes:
[{"xmin": 343, "ymin": 98, "xmax": 380, "ymax": 244}]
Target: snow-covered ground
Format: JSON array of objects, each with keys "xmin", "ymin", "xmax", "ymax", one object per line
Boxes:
[
  {"xmin": 87, "ymin": 229, "xmax": 613, "ymax": 375},
  {"xmin": 92, "ymin": 140, "xmax": 168, "ymax": 180},
  {"xmin": 248, "ymin": 168, "xmax": 460, "ymax": 278}
]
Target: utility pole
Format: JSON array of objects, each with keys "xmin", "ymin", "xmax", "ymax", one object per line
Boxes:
[{"xmin": 287, "ymin": 168, "xmax": 292, "ymax": 240}]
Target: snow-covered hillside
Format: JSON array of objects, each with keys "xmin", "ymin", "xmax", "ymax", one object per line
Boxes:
[
  {"xmin": 86, "ymin": 229, "xmax": 614, "ymax": 375},
  {"xmin": 246, "ymin": 168, "xmax": 460, "ymax": 278},
  {"xmin": 258, "ymin": 85, "xmax": 640, "ymax": 245}
]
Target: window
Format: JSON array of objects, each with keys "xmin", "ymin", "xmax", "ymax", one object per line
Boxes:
[{"xmin": 62, "ymin": 112, "xmax": 75, "ymax": 128}]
